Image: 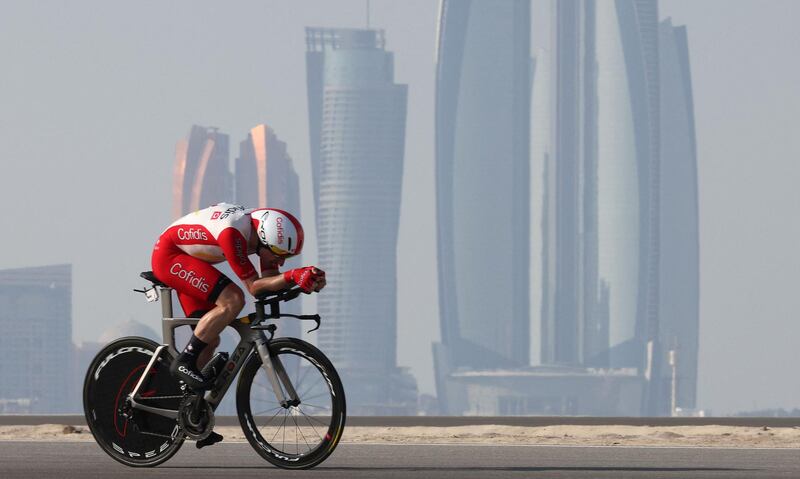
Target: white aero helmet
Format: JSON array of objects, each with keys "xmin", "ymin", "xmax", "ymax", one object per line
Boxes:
[{"xmin": 255, "ymin": 208, "xmax": 304, "ymax": 257}]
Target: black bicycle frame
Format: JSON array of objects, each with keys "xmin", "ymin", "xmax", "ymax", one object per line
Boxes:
[{"xmin": 127, "ymin": 285, "xmax": 310, "ymax": 420}]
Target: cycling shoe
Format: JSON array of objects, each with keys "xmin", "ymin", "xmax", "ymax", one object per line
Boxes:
[
  {"xmin": 170, "ymin": 358, "xmax": 212, "ymax": 391},
  {"xmin": 196, "ymin": 431, "xmax": 223, "ymax": 449}
]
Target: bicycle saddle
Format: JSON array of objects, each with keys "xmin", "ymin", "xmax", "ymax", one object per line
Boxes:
[{"xmin": 140, "ymin": 271, "xmax": 168, "ymax": 288}]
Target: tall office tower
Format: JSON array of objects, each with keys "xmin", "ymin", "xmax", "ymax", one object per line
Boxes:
[
  {"xmin": 236, "ymin": 124, "xmax": 302, "ymax": 338},
  {"xmin": 0, "ymin": 264, "xmax": 72, "ymax": 413},
  {"xmin": 530, "ymin": 47, "xmax": 552, "ymax": 367},
  {"xmin": 433, "ymin": 0, "xmax": 531, "ymax": 413},
  {"xmin": 656, "ymin": 18, "xmax": 699, "ymax": 413},
  {"xmin": 172, "ymin": 125, "xmax": 232, "ymax": 219},
  {"xmin": 594, "ymin": 0, "xmax": 660, "ymax": 374},
  {"xmin": 305, "ymin": 27, "xmax": 416, "ymax": 414},
  {"xmin": 235, "ymin": 125, "xmax": 299, "ymax": 212},
  {"xmin": 541, "ymin": 0, "xmax": 607, "ymax": 368}
]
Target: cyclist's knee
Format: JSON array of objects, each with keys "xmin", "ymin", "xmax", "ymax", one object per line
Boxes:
[{"xmin": 216, "ymin": 284, "xmax": 245, "ymax": 317}]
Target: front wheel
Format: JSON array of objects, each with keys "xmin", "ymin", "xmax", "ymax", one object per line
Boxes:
[
  {"xmin": 237, "ymin": 337, "xmax": 346, "ymax": 469},
  {"xmin": 83, "ymin": 337, "xmax": 184, "ymax": 467}
]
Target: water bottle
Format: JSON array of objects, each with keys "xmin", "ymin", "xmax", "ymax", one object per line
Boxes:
[{"xmin": 200, "ymin": 352, "xmax": 229, "ymax": 381}]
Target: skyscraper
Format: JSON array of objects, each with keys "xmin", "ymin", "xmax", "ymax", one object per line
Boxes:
[
  {"xmin": 172, "ymin": 125, "xmax": 232, "ymax": 219},
  {"xmin": 433, "ymin": 0, "xmax": 531, "ymax": 413},
  {"xmin": 0, "ymin": 264, "xmax": 73, "ymax": 413},
  {"xmin": 305, "ymin": 27, "xmax": 416, "ymax": 414},
  {"xmin": 657, "ymin": 18, "xmax": 699, "ymax": 412},
  {"xmin": 593, "ymin": 0, "xmax": 661, "ymax": 372},
  {"xmin": 236, "ymin": 124, "xmax": 299, "ymax": 213},
  {"xmin": 236, "ymin": 124, "xmax": 302, "ymax": 338}
]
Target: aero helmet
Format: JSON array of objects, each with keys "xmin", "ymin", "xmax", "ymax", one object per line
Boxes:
[{"xmin": 255, "ymin": 209, "xmax": 304, "ymax": 257}]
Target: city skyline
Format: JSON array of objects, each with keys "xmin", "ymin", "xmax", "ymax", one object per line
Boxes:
[{"xmin": 1, "ymin": 0, "xmax": 799, "ymax": 415}]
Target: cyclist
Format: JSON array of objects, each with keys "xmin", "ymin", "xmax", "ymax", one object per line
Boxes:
[{"xmin": 151, "ymin": 203, "xmax": 325, "ymax": 390}]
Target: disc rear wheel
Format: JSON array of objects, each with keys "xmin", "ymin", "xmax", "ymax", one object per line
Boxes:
[{"xmin": 83, "ymin": 337, "xmax": 184, "ymax": 467}]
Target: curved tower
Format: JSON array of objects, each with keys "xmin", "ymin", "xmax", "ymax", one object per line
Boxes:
[
  {"xmin": 305, "ymin": 28, "xmax": 415, "ymax": 414},
  {"xmin": 434, "ymin": 0, "xmax": 531, "ymax": 412},
  {"xmin": 658, "ymin": 18, "xmax": 699, "ymax": 411},
  {"xmin": 172, "ymin": 125, "xmax": 231, "ymax": 219},
  {"xmin": 594, "ymin": 0, "xmax": 660, "ymax": 367}
]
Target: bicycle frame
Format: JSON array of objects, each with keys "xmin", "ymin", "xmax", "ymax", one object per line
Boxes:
[{"xmin": 127, "ymin": 285, "xmax": 300, "ymax": 420}]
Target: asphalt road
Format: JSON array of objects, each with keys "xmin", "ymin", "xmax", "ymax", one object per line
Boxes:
[{"xmin": 1, "ymin": 441, "xmax": 797, "ymax": 479}]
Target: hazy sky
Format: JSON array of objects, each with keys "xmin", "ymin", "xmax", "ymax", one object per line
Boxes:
[{"xmin": 1, "ymin": 0, "xmax": 799, "ymax": 415}]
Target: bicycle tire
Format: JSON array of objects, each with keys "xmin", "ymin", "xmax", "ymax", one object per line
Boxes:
[
  {"xmin": 83, "ymin": 336, "xmax": 185, "ymax": 467},
  {"xmin": 236, "ymin": 337, "xmax": 346, "ymax": 469}
]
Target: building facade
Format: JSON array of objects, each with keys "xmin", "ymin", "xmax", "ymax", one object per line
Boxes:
[
  {"xmin": 172, "ymin": 125, "xmax": 232, "ymax": 219},
  {"xmin": 305, "ymin": 27, "xmax": 416, "ymax": 414},
  {"xmin": 235, "ymin": 124, "xmax": 299, "ymax": 214},
  {"xmin": 656, "ymin": 18, "xmax": 699, "ymax": 413},
  {"xmin": 236, "ymin": 124, "xmax": 303, "ymax": 338},
  {"xmin": 433, "ymin": 0, "xmax": 531, "ymax": 414},
  {"xmin": 0, "ymin": 264, "xmax": 73, "ymax": 413},
  {"xmin": 533, "ymin": 0, "xmax": 700, "ymax": 416}
]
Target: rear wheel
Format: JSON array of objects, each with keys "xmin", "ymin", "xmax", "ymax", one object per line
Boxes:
[
  {"xmin": 83, "ymin": 337, "xmax": 184, "ymax": 467},
  {"xmin": 237, "ymin": 338, "xmax": 346, "ymax": 469}
]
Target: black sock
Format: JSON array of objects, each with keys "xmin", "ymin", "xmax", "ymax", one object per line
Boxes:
[{"xmin": 180, "ymin": 334, "xmax": 208, "ymax": 369}]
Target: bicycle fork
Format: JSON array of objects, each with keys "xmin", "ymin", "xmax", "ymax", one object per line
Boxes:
[{"xmin": 255, "ymin": 337, "xmax": 300, "ymax": 408}]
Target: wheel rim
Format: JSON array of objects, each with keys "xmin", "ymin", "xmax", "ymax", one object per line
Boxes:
[
  {"xmin": 86, "ymin": 344, "xmax": 182, "ymax": 461},
  {"xmin": 247, "ymin": 348, "xmax": 337, "ymax": 458}
]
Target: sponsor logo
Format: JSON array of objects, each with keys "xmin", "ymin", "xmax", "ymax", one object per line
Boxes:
[
  {"xmin": 177, "ymin": 227, "xmax": 208, "ymax": 241},
  {"xmin": 94, "ymin": 346, "xmax": 153, "ymax": 380},
  {"xmin": 178, "ymin": 365, "xmax": 204, "ymax": 382},
  {"xmin": 257, "ymin": 211, "xmax": 270, "ymax": 244},
  {"xmin": 210, "ymin": 211, "xmax": 221, "ymax": 220},
  {"xmin": 233, "ymin": 236, "xmax": 248, "ymax": 265},
  {"xmin": 169, "ymin": 263, "xmax": 210, "ymax": 293},
  {"xmin": 209, "ymin": 346, "xmax": 246, "ymax": 399},
  {"xmin": 219, "ymin": 205, "xmax": 245, "ymax": 220},
  {"xmin": 275, "ymin": 217, "xmax": 284, "ymax": 244}
]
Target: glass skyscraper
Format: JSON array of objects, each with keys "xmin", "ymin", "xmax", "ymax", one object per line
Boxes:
[
  {"xmin": 594, "ymin": 0, "xmax": 661, "ymax": 369},
  {"xmin": 433, "ymin": 0, "xmax": 531, "ymax": 413},
  {"xmin": 0, "ymin": 264, "xmax": 73, "ymax": 413},
  {"xmin": 305, "ymin": 27, "xmax": 416, "ymax": 414},
  {"xmin": 172, "ymin": 125, "xmax": 232, "ymax": 219},
  {"xmin": 657, "ymin": 17, "xmax": 699, "ymax": 412}
]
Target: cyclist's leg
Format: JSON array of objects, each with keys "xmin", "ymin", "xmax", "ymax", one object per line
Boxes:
[
  {"xmin": 152, "ymin": 247, "xmax": 235, "ymax": 388},
  {"xmin": 194, "ymin": 284, "xmax": 245, "ymax": 344},
  {"xmin": 184, "ymin": 285, "xmax": 244, "ymax": 368}
]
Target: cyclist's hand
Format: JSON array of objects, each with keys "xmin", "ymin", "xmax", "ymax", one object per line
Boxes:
[
  {"xmin": 310, "ymin": 267, "xmax": 326, "ymax": 292},
  {"xmin": 283, "ymin": 266, "xmax": 325, "ymax": 293}
]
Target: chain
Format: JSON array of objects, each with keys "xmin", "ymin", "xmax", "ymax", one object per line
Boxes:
[
  {"xmin": 136, "ymin": 395, "xmax": 186, "ymax": 400},
  {"xmin": 135, "ymin": 429, "xmax": 181, "ymax": 440}
]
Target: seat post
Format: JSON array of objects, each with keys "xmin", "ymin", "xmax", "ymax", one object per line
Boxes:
[{"xmin": 159, "ymin": 287, "xmax": 173, "ymax": 318}]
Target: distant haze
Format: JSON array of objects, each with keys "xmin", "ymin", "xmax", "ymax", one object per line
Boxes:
[{"xmin": 1, "ymin": 0, "xmax": 799, "ymax": 415}]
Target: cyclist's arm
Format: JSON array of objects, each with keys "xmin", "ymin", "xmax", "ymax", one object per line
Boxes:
[
  {"xmin": 217, "ymin": 227, "xmax": 284, "ymax": 296},
  {"xmin": 240, "ymin": 253, "xmax": 289, "ymax": 296}
]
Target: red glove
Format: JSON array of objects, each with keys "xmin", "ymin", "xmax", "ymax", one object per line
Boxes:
[{"xmin": 283, "ymin": 266, "xmax": 324, "ymax": 293}]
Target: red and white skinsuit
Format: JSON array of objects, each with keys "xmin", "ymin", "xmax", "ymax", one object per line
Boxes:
[{"xmin": 151, "ymin": 203, "xmax": 273, "ymax": 317}]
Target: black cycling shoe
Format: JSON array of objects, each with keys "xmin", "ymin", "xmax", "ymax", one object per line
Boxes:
[
  {"xmin": 196, "ymin": 431, "xmax": 223, "ymax": 449},
  {"xmin": 170, "ymin": 357, "xmax": 212, "ymax": 391}
]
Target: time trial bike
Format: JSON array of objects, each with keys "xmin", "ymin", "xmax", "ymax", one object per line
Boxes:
[{"xmin": 82, "ymin": 271, "xmax": 346, "ymax": 469}]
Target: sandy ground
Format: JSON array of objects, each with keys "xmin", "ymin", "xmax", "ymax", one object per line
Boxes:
[{"xmin": 3, "ymin": 424, "xmax": 800, "ymax": 448}]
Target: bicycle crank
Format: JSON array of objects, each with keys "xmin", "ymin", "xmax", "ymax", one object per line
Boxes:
[{"xmin": 178, "ymin": 395, "xmax": 215, "ymax": 441}]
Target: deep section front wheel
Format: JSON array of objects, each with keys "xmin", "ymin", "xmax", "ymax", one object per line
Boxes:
[
  {"xmin": 236, "ymin": 337, "xmax": 346, "ymax": 469},
  {"xmin": 83, "ymin": 336, "xmax": 184, "ymax": 467}
]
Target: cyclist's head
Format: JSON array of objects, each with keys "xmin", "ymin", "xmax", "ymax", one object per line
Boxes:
[{"xmin": 254, "ymin": 209, "xmax": 304, "ymax": 258}]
